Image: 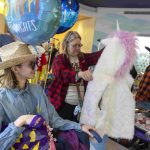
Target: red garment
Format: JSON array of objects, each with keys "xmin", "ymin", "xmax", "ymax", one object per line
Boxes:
[
  {"xmin": 37, "ymin": 53, "xmax": 47, "ymax": 72},
  {"xmin": 47, "ymin": 50, "xmax": 103, "ymax": 110},
  {"xmin": 135, "ymin": 65, "xmax": 150, "ymax": 102}
]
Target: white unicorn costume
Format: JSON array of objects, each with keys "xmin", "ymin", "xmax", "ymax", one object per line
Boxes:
[{"xmin": 80, "ymin": 31, "xmax": 137, "ymax": 139}]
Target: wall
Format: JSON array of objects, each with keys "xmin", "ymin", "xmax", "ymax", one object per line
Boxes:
[
  {"xmin": 0, "ymin": 14, "xmax": 5, "ymax": 34},
  {"xmin": 79, "ymin": 4, "xmax": 150, "ymax": 51},
  {"xmin": 0, "ymin": 0, "xmax": 6, "ymax": 33},
  {"xmin": 54, "ymin": 15, "xmax": 96, "ymax": 53}
]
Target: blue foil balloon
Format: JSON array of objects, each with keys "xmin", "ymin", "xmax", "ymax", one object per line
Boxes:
[
  {"xmin": 5, "ymin": 0, "xmax": 61, "ymax": 45},
  {"xmin": 56, "ymin": 0, "xmax": 79, "ymax": 34}
]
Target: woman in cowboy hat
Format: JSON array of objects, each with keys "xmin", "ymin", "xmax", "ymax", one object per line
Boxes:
[{"xmin": 0, "ymin": 42, "xmax": 95, "ymax": 150}]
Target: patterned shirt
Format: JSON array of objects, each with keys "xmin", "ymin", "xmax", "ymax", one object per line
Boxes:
[
  {"xmin": 65, "ymin": 58, "xmax": 84, "ymax": 105},
  {"xmin": 135, "ymin": 65, "xmax": 150, "ymax": 102},
  {"xmin": 48, "ymin": 50, "xmax": 103, "ymax": 110}
]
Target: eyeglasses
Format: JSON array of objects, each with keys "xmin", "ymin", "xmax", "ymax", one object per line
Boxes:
[
  {"xmin": 17, "ymin": 61, "xmax": 36, "ymax": 70},
  {"xmin": 70, "ymin": 44, "xmax": 83, "ymax": 49},
  {"xmin": 28, "ymin": 61, "xmax": 36, "ymax": 70}
]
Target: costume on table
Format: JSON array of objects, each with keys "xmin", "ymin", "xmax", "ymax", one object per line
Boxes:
[{"xmin": 80, "ymin": 31, "xmax": 137, "ymax": 139}]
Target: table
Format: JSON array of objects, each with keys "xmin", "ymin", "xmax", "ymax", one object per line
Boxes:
[
  {"xmin": 135, "ymin": 112, "xmax": 150, "ymax": 149},
  {"xmin": 135, "ymin": 113, "xmax": 150, "ymax": 142},
  {"xmin": 106, "ymin": 138, "xmax": 129, "ymax": 150}
]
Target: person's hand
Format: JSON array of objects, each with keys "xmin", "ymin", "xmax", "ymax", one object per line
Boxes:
[
  {"xmin": 14, "ymin": 115, "xmax": 36, "ymax": 127},
  {"xmin": 78, "ymin": 70, "xmax": 93, "ymax": 81},
  {"xmin": 81, "ymin": 124, "xmax": 97, "ymax": 138}
]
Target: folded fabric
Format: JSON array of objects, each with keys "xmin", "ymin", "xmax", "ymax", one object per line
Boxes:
[
  {"xmin": 55, "ymin": 129, "xmax": 90, "ymax": 150},
  {"xmin": 11, "ymin": 115, "xmax": 56, "ymax": 150}
]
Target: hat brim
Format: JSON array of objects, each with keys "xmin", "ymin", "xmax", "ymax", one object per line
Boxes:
[{"xmin": 0, "ymin": 55, "xmax": 36, "ymax": 70}]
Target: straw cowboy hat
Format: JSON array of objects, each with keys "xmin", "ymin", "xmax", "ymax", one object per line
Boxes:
[{"xmin": 0, "ymin": 42, "xmax": 44, "ymax": 70}]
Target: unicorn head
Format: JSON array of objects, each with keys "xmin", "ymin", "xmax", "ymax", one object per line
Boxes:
[
  {"xmin": 101, "ymin": 30, "xmax": 137, "ymax": 79},
  {"xmin": 116, "ymin": 19, "xmax": 120, "ymax": 31}
]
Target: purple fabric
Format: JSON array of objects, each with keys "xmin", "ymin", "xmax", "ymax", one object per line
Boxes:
[
  {"xmin": 12, "ymin": 115, "xmax": 50, "ymax": 149},
  {"xmin": 29, "ymin": 115, "xmax": 45, "ymax": 128},
  {"xmin": 12, "ymin": 116, "xmax": 89, "ymax": 150},
  {"xmin": 57, "ymin": 130, "xmax": 89, "ymax": 150},
  {"xmin": 135, "ymin": 129, "xmax": 150, "ymax": 142},
  {"xmin": 13, "ymin": 125, "xmax": 49, "ymax": 149}
]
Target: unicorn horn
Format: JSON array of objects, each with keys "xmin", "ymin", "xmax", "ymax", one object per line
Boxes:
[{"xmin": 116, "ymin": 19, "xmax": 120, "ymax": 31}]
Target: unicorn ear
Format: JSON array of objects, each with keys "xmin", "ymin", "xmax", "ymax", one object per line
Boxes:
[{"xmin": 116, "ymin": 19, "xmax": 120, "ymax": 31}]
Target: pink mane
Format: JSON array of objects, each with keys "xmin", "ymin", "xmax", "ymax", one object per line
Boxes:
[{"xmin": 110, "ymin": 31, "xmax": 137, "ymax": 78}]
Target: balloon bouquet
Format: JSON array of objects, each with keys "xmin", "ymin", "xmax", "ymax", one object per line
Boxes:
[
  {"xmin": 3, "ymin": 0, "xmax": 79, "ymax": 150},
  {"xmin": 5, "ymin": 0, "xmax": 79, "ymax": 86}
]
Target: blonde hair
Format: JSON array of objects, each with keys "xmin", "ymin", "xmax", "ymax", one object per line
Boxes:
[
  {"xmin": 62, "ymin": 31, "xmax": 81, "ymax": 55},
  {"xmin": 0, "ymin": 68, "xmax": 18, "ymax": 89}
]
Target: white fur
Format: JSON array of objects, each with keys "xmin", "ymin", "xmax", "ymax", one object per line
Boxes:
[{"xmin": 80, "ymin": 37, "xmax": 135, "ymax": 139}]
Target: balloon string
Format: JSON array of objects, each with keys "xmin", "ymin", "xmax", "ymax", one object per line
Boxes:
[
  {"xmin": 22, "ymin": 0, "xmax": 25, "ymax": 15},
  {"xmin": 44, "ymin": 41, "xmax": 51, "ymax": 90},
  {"xmin": 15, "ymin": 1, "xmax": 18, "ymax": 16},
  {"xmin": 18, "ymin": 0, "xmax": 20, "ymax": 16},
  {"xmin": 28, "ymin": 0, "xmax": 32, "ymax": 12},
  {"xmin": 33, "ymin": 46, "xmax": 40, "ymax": 84},
  {"xmin": 9, "ymin": 0, "xmax": 12, "ymax": 15},
  {"xmin": 36, "ymin": 0, "xmax": 39, "ymax": 14}
]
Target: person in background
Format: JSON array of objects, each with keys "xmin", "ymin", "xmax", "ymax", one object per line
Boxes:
[
  {"xmin": 0, "ymin": 42, "xmax": 96, "ymax": 150},
  {"xmin": 135, "ymin": 65, "xmax": 150, "ymax": 109},
  {"xmin": 135, "ymin": 46, "xmax": 150, "ymax": 109},
  {"xmin": 48, "ymin": 31, "xmax": 104, "ymax": 121}
]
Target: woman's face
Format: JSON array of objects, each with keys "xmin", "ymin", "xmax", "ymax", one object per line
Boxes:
[
  {"xmin": 67, "ymin": 38, "xmax": 82, "ymax": 57},
  {"xmin": 15, "ymin": 61, "xmax": 36, "ymax": 80}
]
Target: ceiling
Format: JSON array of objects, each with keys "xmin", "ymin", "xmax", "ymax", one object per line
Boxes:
[{"xmin": 78, "ymin": 0, "xmax": 150, "ymax": 8}]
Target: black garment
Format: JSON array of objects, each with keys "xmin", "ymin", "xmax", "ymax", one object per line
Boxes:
[
  {"xmin": 49, "ymin": 48, "xmax": 59, "ymax": 71},
  {"xmin": 0, "ymin": 34, "xmax": 15, "ymax": 47},
  {"xmin": 130, "ymin": 65, "xmax": 137, "ymax": 79},
  {"xmin": 58, "ymin": 102, "xmax": 78, "ymax": 122}
]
